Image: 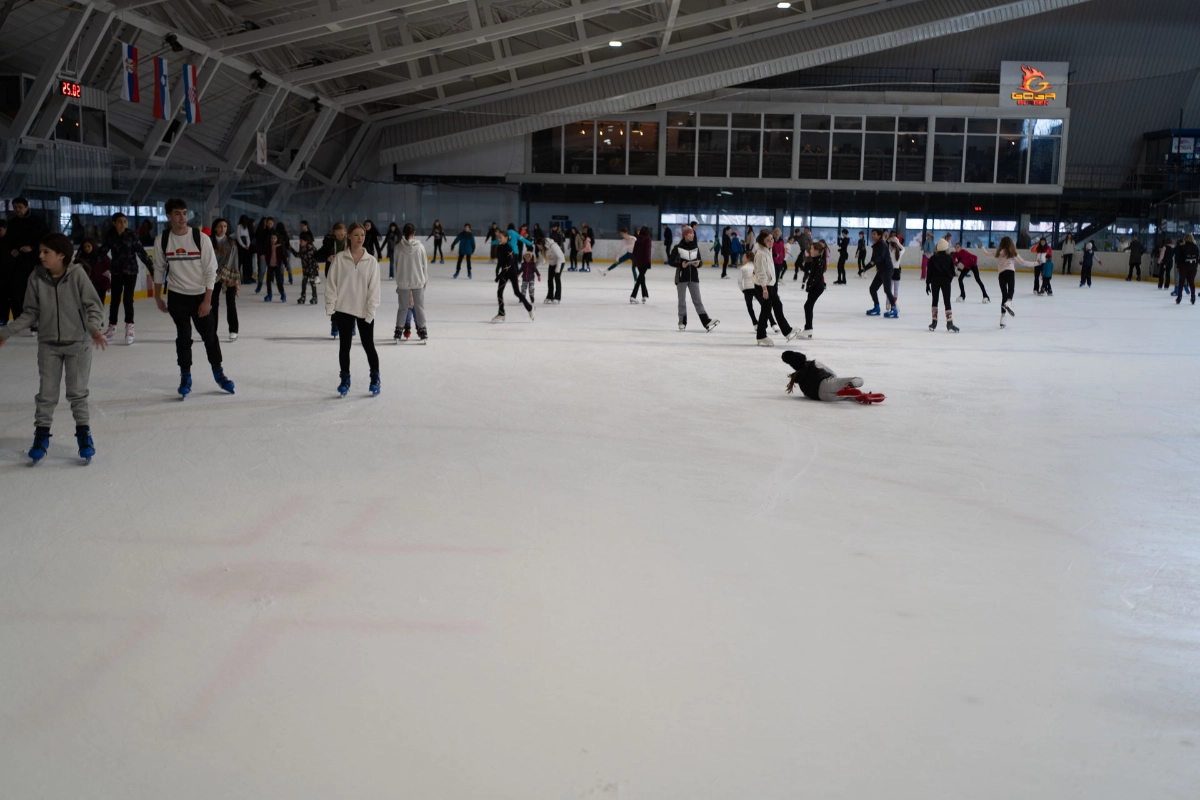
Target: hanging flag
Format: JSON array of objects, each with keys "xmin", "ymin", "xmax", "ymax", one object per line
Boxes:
[
  {"xmin": 119, "ymin": 42, "xmax": 140, "ymax": 103},
  {"xmin": 152, "ymin": 57, "xmax": 170, "ymax": 120},
  {"xmin": 182, "ymin": 63, "xmax": 200, "ymax": 124}
]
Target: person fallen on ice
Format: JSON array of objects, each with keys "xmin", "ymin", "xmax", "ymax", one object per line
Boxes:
[{"xmin": 781, "ymin": 350, "xmax": 884, "ymax": 404}]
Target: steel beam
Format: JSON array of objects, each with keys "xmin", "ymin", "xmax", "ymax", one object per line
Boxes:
[{"xmin": 7, "ymin": 5, "xmax": 96, "ymax": 140}]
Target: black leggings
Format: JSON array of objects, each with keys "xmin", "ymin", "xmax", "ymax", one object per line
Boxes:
[
  {"xmin": 455, "ymin": 252, "xmax": 472, "ymax": 275},
  {"xmin": 631, "ymin": 265, "xmax": 649, "ymax": 298},
  {"xmin": 999, "ymin": 270, "xmax": 1015, "ymax": 305},
  {"xmin": 1177, "ymin": 266, "xmax": 1196, "ymax": 302},
  {"xmin": 744, "ymin": 288, "xmax": 774, "ymax": 327},
  {"xmin": 497, "ymin": 268, "xmax": 532, "ymax": 314},
  {"xmin": 803, "ymin": 282, "xmax": 824, "ymax": 330},
  {"xmin": 721, "ymin": 253, "xmax": 730, "ymax": 278},
  {"xmin": 1080, "ymin": 262, "xmax": 1093, "ymax": 286},
  {"xmin": 869, "ymin": 267, "xmax": 895, "ymax": 307},
  {"xmin": 857, "ymin": 251, "xmax": 867, "ymax": 274},
  {"xmin": 957, "ymin": 266, "xmax": 989, "ymax": 299},
  {"xmin": 109, "ymin": 274, "xmax": 138, "ymax": 325},
  {"xmin": 264, "ymin": 266, "xmax": 284, "ymax": 295},
  {"xmin": 333, "ymin": 311, "xmax": 379, "ymax": 373},
  {"xmin": 432, "ymin": 239, "xmax": 443, "ymax": 260},
  {"xmin": 210, "ymin": 284, "xmax": 239, "ymax": 335},
  {"xmin": 581, "ymin": 252, "xmax": 592, "ymax": 270},
  {"xmin": 1061, "ymin": 253, "xmax": 1073, "ymax": 274},
  {"xmin": 836, "ymin": 253, "xmax": 847, "ymax": 282},
  {"xmin": 548, "ymin": 266, "xmax": 562, "ymax": 300},
  {"xmin": 929, "ymin": 276, "xmax": 952, "ymax": 310}
]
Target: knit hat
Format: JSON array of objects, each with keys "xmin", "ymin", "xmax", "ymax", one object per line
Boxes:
[
  {"xmin": 680, "ymin": 225, "xmax": 694, "ymax": 237},
  {"xmin": 936, "ymin": 238, "xmax": 949, "ymax": 252}
]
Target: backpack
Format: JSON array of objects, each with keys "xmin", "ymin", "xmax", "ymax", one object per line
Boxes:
[{"xmin": 159, "ymin": 227, "xmax": 204, "ymax": 286}]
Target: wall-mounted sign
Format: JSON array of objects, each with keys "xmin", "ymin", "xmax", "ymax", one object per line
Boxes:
[
  {"xmin": 60, "ymin": 80, "xmax": 82, "ymax": 98},
  {"xmin": 1177, "ymin": 137, "xmax": 1195, "ymax": 155},
  {"xmin": 1000, "ymin": 62, "xmax": 1068, "ymax": 108}
]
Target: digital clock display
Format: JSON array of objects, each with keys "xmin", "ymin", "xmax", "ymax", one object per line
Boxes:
[{"xmin": 60, "ymin": 81, "xmax": 82, "ymax": 98}]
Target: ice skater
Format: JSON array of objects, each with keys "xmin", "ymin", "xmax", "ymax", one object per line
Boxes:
[
  {"xmin": 629, "ymin": 226, "xmax": 652, "ymax": 303},
  {"xmin": 209, "ymin": 219, "xmax": 241, "ymax": 342},
  {"xmin": 952, "ymin": 243, "xmax": 990, "ymax": 303},
  {"xmin": 297, "ymin": 230, "xmax": 319, "ymax": 305},
  {"xmin": 1176, "ymin": 234, "xmax": 1198, "ymax": 305},
  {"xmin": 1032, "ymin": 237, "xmax": 1052, "ymax": 295},
  {"xmin": 262, "ymin": 231, "xmax": 287, "ymax": 303},
  {"xmin": 518, "ymin": 248, "xmax": 541, "ymax": 305},
  {"xmin": 326, "ymin": 222, "xmax": 382, "ymax": 396},
  {"xmin": 451, "ymin": 223, "xmax": 475, "ymax": 278},
  {"xmin": 797, "ymin": 239, "xmax": 827, "ymax": 338},
  {"xmin": 428, "ymin": 220, "xmax": 445, "ymax": 264},
  {"xmin": 603, "ymin": 227, "xmax": 635, "ymax": 276},
  {"xmin": 669, "ymin": 225, "xmax": 719, "ymax": 333},
  {"xmin": 835, "ymin": 229, "xmax": 849, "ymax": 284},
  {"xmin": 392, "ymin": 223, "xmax": 429, "ymax": 344},
  {"xmin": 492, "ymin": 232, "xmax": 535, "ymax": 322},
  {"xmin": 781, "ymin": 351, "xmax": 884, "ymax": 404},
  {"xmin": 994, "ymin": 236, "xmax": 1037, "ymax": 328},
  {"xmin": 739, "ymin": 249, "xmax": 776, "ymax": 332},
  {"xmin": 865, "ymin": 230, "xmax": 897, "ymax": 318},
  {"xmin": 1157, "ymin": 239, "xmax": 1175, "ymax": 290},
  {"xmin": 1080, "ymin": 241, "xmax": 1101, "ymax": 287},
  {"xmin": 926, "ymin": 238, "xmax": 959, "ymax": 332},
  {"xmin": 541, "ymin": 234, "xmax": 565, "ymax": 304},
  {"xmin": 752, "ymin": 230, "xmax": 795, "ymax": 345},
  {"xmin": 855, "ymin": 230, "xmax": 867, "ymax": 277},
  {"xmin": 153, "ymin": 198, "xmax": 235, "ymax": 398},
  {"xmin": 0, "ymin": 233, "xmax": 108, "ymax": 463}
]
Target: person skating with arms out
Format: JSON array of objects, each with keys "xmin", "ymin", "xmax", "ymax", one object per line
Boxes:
[
  {"xmin": 994, "ymin": 236, "xmax": 1037, "ymax": 328},
  {"xmin": 864, "ymin": 229, "xmax": 898, "ymax": 318},
  {"xmin": 0, "ymin": 233, "xmax": 108, "ymax": 463},
  {"xmin": 451, "ymin": 223, "xmax": 475, "ymax": 279},
  {"xmin": 152, "ymin": 198, "xmax": 235, "ymax": 398},
  {"xmin": 1079, "ymin": 241, "xmax": 1101, "ymax": 288},
  {"xmin": 492, "ymin": 232, "xmax": 535, "ymax": 322},
  {"xmin": 952, "ymin": 242, "xmax": 990, "ymax": 303},
  {"xmin": 326, "ymin": 223, "xmax": 382, "ymax": 395}
]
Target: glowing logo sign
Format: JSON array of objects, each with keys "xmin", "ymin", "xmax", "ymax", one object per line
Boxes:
[{"xmin": 1000, "ymin": 62, "xmax": 1068, "ymax": 109}]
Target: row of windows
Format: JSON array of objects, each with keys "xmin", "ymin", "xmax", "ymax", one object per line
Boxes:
[
  {"xmin": 531, "ymin": 115, "xmax": 1065, "ymax": 185},
  {"xmin": 54, "ymin": 102, "xmax": 107, "ymax": 148}
]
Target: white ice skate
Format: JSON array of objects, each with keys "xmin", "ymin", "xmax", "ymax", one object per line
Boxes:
[
  {"xmin": 124, "ymin": 324, "xmax": 134, "ymax": 345},
  {"xmin": 492, "ymin": 313, "xmax": 505, "ymax": 323},
  {"xmin": 229, "ymin": 332, "xmax": 238, "ymax": 342},
  {"xmin": 757, "ymin": 337, "xmax": 775, "ymax": 346},
  {"xmin": 529, "ymin": 308, "xmax": 536, "ymax": 321}
]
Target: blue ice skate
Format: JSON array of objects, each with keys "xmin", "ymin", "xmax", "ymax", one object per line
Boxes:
[
  {"xmin": 29, "ymin": 428, "xmax": 50, "ymax": 465},
  {"xmin": 337, "ymin": 372, "xmax": 351, "ymax": 397},
  {"xmin": 865, "ymin": 304, "xmax": 881, "ymax": 316},
  {"xmin": 76, "ymin": 428, "xmax": 95, "ymax": 464},
  {"xmin": 213, "ymin": 367, "xmax": 235, "ymax": 394},
  {"xmin": 178, "ymin": 372, "xmax": 193, "ymax": 399}
]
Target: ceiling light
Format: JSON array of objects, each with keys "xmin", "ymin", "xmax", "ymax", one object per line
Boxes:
[
  {"xmin": 777, "ymin": 1, "xmax": 791, "ymax": 7},
  {"xmin": 719, "ymin": 190, "xmax": 733, "ymax": 196},
  {"xmin": 609, "ymin": 40, "xmax": 622, "ymax": 47},
  {"xmin": 594, "ymin": 200, "xmax": 604, "ymax": 204}
]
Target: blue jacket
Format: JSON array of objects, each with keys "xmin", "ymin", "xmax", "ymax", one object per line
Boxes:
[
  {"xmin": 730, "ymin": 237, "xmax": 744, "ymax": 256},
  {"xmin": 506, "ymin": 228, "xmax": 532, "ymax": 255},
  {"xmin": 451, "ymin": 231, "xmax": 475, "ymax": 255}
]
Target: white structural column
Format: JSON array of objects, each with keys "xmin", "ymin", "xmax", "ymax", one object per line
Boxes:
[{"xmin": 659, "ymin": 0, "xmax": 682, "ymax": 55}]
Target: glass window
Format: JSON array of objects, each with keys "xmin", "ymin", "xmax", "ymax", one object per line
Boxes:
[
  {"xmin": 628, "ymin": 121, "xmax": 658, "ymax": 175},
  {"xmin": 801, "ymin": 115, "xmax": 830, "ymax": 130},
  {"xmin": 862, "ymin": 133, "xmax": 894, "ymax": 181},
  {"xmin": 868, "ymin": 217, "xmax": 895, "ymax": 229},
  {"xmin": 667, "ymin": 112, "xmax": 695, "ymax": 127},
  {"xmin": 834, "ymin": 116, "xmax": 862, "ymax": 130},
  {"xmin": 811, "ymin": 215, "xmax": 839, "ymax": 227},
  {"xmin": 1033, "ymin": 118, "xmax": 1063, "ymax": 136},
  {"xmin": 997, "ymin": 135, "xmax": 1028, "ymax": 183},
  {"xmin": 905, "ymin": 218, "xmax": 927, "ymax": 231},
  {"xmin": 798, "ymin": 131, "xmax": 828, "ymax": 179},
  {"xmin": 936, "ymin": 117, "xmax": 965, "ymax": 133},
  {"xmin": 831, "ymin": 131, "xmax": 861, "ymax": 179},
  {"xmin": 665, "ymin": 128, "xmax": 696, "ymax": 176},
  {"xmin": 718, "ymin": 214, "xmax": 747, "ymax": 226},
  {"xmin": 932, "ymin": 134, "xmax": 963, "ymax": 182},
  {"xmin": 898, "ymin": 117, "xmax": 928, "ymax": 133},
  {"xmin": 866, "ymin": 116, "xmax": 895, "ymax": 132},
  {"xmin": 729, "ymin": 129, "xmax": 761, "ymax": 178},
  {"xmin": 596, "ymin": 121, "xmax": 626, "ymax": 175},
  {"xmin": 965, "ymin": 135, "xmax": 996, "ymax": 183},
  {"xmin": 1029, "ymin": 137, "xmax": 1061, "ymax": 184},
  {"xmin": 564, "ymin": 122, "xmax": 594, "ymax": 175},
  {"xmin": 999, "ymin": 119, "xmax": 1028, "ymax": 135},
  {"xmin": 762, "ymin": 131, "xmax": 792, "ymax": 179},
  {"xmin": 968, "ymin": 118, "xmax": 998, "ymax": 134},
  {"xmin": 55, "ymin": 102, "xmax": 81, "ymax": 143},
  {"xmin": 842, "ymin": 217, "xmax": 869, "ymax": 229},
  {"xmin": 732, "ymin": 113, "xmax": 760, "ymax": 129},
  {"xmin": 764, "ymin": 114, "xmax": 792, "ymax": 130},
  {"xmin": 81, "ymin": 107, "xmax": 107, "ymax": 148},
  {"xmin": 963, "ymin": 219, "xmax": 988, "ymax": 231},
  {"xmin": 532, "ymin": 127, "xmax": 561, "ymax": 173},
  {"xmin": 697, "ymin": 129, "xmax": 728, "ymax": 177},
  {"xmin": 747, "ymin": 215, "xmax": 773, "ymax": 226},
  {"xmin": 991, "ymin": 220, "xmax": 1017, "ymax": 232},
  {"xmin": 895, "ymin": 132, "xmax": 926, "ymax": 181},
  {"xmin": 700, "ymin": 113, "xmax": 727, "ymax": 127}
]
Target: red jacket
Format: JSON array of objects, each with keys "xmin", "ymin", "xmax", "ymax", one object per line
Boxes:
[
  {"xmin": 951, "ymin": 249, "xmax": 978, "ymax": 269},
  {"xmin": 633, "ymin": 234, "xmax": 653, "ymax": 268}
]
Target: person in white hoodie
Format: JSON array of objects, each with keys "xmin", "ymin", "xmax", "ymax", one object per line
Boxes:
[
  {"xmin": 751, "ymin": 229, "xmax": 798, "ymax": 346},
  {"xmin": 152, "ymin": 198, "xmax": 235, "ymax": 398},
  {"xmin": 540, "ymin": 235, "xmax": 565, "ymax": 304},
  {"xmin": 392, "ymin": 222, "xmax": 429, "ymax": 343},
  {"xmin": 326, "ymin": 222, "xmax": 382, "ymax": 396}
]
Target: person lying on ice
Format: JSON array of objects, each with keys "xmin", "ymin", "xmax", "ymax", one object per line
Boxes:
[{"xmin": 781, "ymin": 350, "xmax": 884, "ymax": 404}]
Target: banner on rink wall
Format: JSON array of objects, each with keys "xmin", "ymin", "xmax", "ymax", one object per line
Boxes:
[{"xmin": 1000, "ymin": 62, "xmax": 1068, "ymax": 108}]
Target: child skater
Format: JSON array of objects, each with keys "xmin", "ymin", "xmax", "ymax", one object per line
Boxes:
[
  {"xmin": 781, "ymin": 350, "xmax": 884, "ymax": 404},
  {"xmin": 325, "ymin": 222, "xmax": 381, "ymax": 396},
  {"xmin": 393, "ymin": 223, "xmax": 429, "ymax": 343},
  {"xmin": 1041, "ymin": 255, "xmax": 1055, "ymax": 296},
  {"xmin": 798, "ymin": 239, "xmax": 827, "ymax": 338},
  {"xmin": 519, "ymin": 248, "xmax": 541, "ymax": 305},
  {"xmin": 297, "ymin": 230, "xmax": 319, "ymax": 305},
  {"xmin": 263, "ymin": 231, "xmax": 287, "ymax": 302},
  {"xmin": 994, "ymin": 236, "xmax": 1037, "ymax": 328},
  {"xmin": 451, "ymin": 223, "xmax": 475, "ymax": 279},
  {"xmin": 1080, "ymin": 241, "xmax": 1101, "ymax": 287},
  {"xmin": 75, "ymin": 238, "xmax": 110, "ymax": 312},
  {"xmin": 0, "ymin": 233, "xmax": 108, "ymax": 463},
  {"xmin": 492, "ymin": 232, "xmax": 535, "ymax": 322},
  {"xmin": 739, "ymin": 249, "xmax": 776, "ymax": 332},
  {"xmin": 926, "ymin": 238, "xmax": 959, "ymax": 332}
]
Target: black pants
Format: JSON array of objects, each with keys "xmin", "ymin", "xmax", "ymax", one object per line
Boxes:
[
  {"xmin": 869, "ymin": 266, "xmax": 895, "ymax": 308},
  {"xmin": 1033, "ymin": 265, "xmax": 1042, "ymax": 293},
  {"xmin": 857, "ymin": 251, "xmax": 866, "ymax": 274},
  {"xmin": 569, "ymin": 251, "xmax": 577, "ymax": 270},
  {"xmin": 1061, "ymin": 253, "xmax": 1073, "ymax": 274},
  {"xmin": 999, "ymin": 270, "xmax": 1015, "ymax": 305},
  {"xmin": 1177, "ymin": 266, "xmax": 1196, "ymax": 302},
  {"xmin": 1127, "ymin": 260, "xmax": 1141, "ymax": 280},
  {"xmin": 582, "ymin": 253, "xmax": 592, "ymax": 270},
  {"xmin": 548, "ymin": 266, "xmax": 562, "ymax": 300},
  {"xmin": 333, "ymin": 311, "xmax": 379, "ymax": 373},
  {"xmin": 432, "ymin": 240, "xmax": 443, "ymax": 261},
  {"xmin": 387, "ymin": 246, "xmax": 395, "ymax": 278},
  {"xmin": 631, "ymin": 265, "xmax": 648, "ymax": 299},
  {"xmin": 720, "ymin": 253, "xmax": 730, "ymax": 278},
  {"xmin": 930, "ymin": 276, "xmax": 953, "ymax": 310},
  {"xmin": 1042, "ymin": 273, "xmax": 1053, "ymax": 295},
  {"xmin": 301, "ymin": 275, "xmax": 319, "ymax": 300},
  {"xmin": 455, "ymin": 252, "xmax": 472, "ymax": 276},
  {"xmin": 1080, "ymin": 263, "xmax": 1093, "ymax": 286},
  {"xmin": 803, "ymin": 282, "xmax": 824, "ymax": 330},
  {"xmin": 957, "ymin": 266, "xmax": 989, "ymax": 299},
  {"xmin": 497, "ymin": 268, "xmax": 532, "ymax": 314},
  {"xmin": 1159, "ymin": 262, "xmax": 1172, "ymax": 289},
  {"xmin": 108, "ymin": 274, "xmax": 138, "ymax": 326},
  {"xmin": 744, "ymin": 288, "xmax": 774, "ymax": 327},
  {"xmin": 6, "ymin": 267, "xmax": 33, "ymax": 324},
  {"xmin": 210, "ymin": 284, "xmax": 239, "ymax": 335},
  {"xmin": 167, "ymin": 291, "xmax": 222, "ymax": 371},
  {"xmin": 836, "ymin": 253, "xmax": 847, "ymax": 282},
  {"xmin": 756, "ymin": 284, "xmax": 792, "ymax": 340},
  {"xmin": 237, "ymin": 246, "xmax": 254, "ymax": 282},
  {"xmin": 264, "ymin": 266, "xmax": 284, "ymax": 296}
]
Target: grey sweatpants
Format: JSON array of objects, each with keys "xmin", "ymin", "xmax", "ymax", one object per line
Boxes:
[
  {"xmin": 676, "ymin": 281, "xmax": 707, "ymax": 323},
  {"xmin": 395, "ymin": 287, "xmax": 426, "ymax": 330},
  {"xmin": 817, "ymin": 373, "xmax": 862, "ymax": 401},
  {"xmin": 36, "ymin": 340, "xmax": 92, "ymax": 428}
]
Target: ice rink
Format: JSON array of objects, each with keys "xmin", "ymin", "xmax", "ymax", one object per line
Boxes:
[{"xmin": 1, "ymin": 264, "xmax": 1198, "ymax": 799}]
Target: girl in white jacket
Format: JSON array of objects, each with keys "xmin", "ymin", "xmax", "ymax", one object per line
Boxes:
[
  {"xmin": 993, "ymin": 236, "xmax": 1037, "ymax": 329},
  {"xmin": 392, "ymin": 223, "xmax": 429, "ymax": 343},
  {"xmin": 326, "ymin": 222, "xmax": 382, "ymax": 395},
  {"xmin": 739, "ymin": 250, "xmax": 775, "ymax": 331}
]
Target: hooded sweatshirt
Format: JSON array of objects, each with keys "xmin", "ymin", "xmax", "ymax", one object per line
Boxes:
[
  {"xmin": 0, "ymin": 262, "xmax": 103, "ymax": 343},
  {"xmin": 926, "ymin": 250, "xmax": 956, "ymax": 282},
  {"xmin": 325, "ymin": 249, "xmax": 381, "ymax": 322},
  {"xmin": 393, "ymin": 237, "xmax": 429, "ymax": 290}
]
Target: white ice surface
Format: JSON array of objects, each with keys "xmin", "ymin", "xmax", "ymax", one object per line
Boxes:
[{"xmin": 1, "ymin": 265, "xmax": 1198, "ymax": 799}]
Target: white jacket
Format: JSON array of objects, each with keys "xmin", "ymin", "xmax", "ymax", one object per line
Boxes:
[
  {"xmin": 738, "ymin": 262, "xmax": 757, "ymax": 291},
  {"xmin": 1061, "ymin": 239, "xmax": 1076, "ymax": 255},
  {"xmin": 542, "ymin": 239, "xmax": 565, "ymax": 268},
  {"xmin": 326, "ymin": 249, "xmax": 381, "ymax": 322},
  {"xmin": 751, "ymin": 246, "xmax": 776, "ymax": 287},
  {"xmin": 393, "ymin": 237, "xmax": 428, "ymax": 290}
]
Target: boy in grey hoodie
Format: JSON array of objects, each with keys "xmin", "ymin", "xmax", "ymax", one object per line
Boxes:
[{"xmin": 0, "ymin": 233, "xmax": 108, "ymax": 463}]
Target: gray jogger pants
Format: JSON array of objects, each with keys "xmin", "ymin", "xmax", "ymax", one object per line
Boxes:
[
  {"xmin": 395, "ymin": 287, "xmax": 427, "ymax": 330},
  {"xmin": 676, "ymin": 280, "xmax": 707, "ymax": 323},
  {"xmin": 36, "ymin": 340, "xmax": 92, "ymax": 428}
]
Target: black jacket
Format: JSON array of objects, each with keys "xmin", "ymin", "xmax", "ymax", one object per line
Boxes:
[
  {"xmin": 721, "ymin": 233, "xmax": 732, "ymax": 256},
  {"xmin": 781, "ymin": 350, "xmax": 834, "ymax": 401},
  {"xmin": 1128, "ymin": 240, "xmax": 1145, "ymax": 264},
  {"xmin": 669, "ymin": 241, "xmax": 702, "ymax": 283},
  {"xmin": 926, "ymin": 251, "xmax": 956, "ymax": 282},
  {"xmin": 1179, "ymin": 242, "xmax": 1200, "ymax": 270},
  {"xmin": 838, "ymin": 235, "xmax": 850, "ymax": 257},
  {"xmin": 869, "ymin": 240, "xmax": 893, "ymax": 272},
  {"xmin": 7, "ymin": 211, "xmax": 49, "ymax": 272},
  {"xmin": 802, "ymin": 251, "xmax": 827, "ymax": 289}
]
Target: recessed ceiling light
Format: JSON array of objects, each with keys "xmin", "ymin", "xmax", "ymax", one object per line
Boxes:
[
  {"xmin": 609, "ymin": 40, "xmax": 622, "ymax": 47},
  {"xmin": 777, "ymin": 1, "xmax": 791, "ymax": 7}
]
